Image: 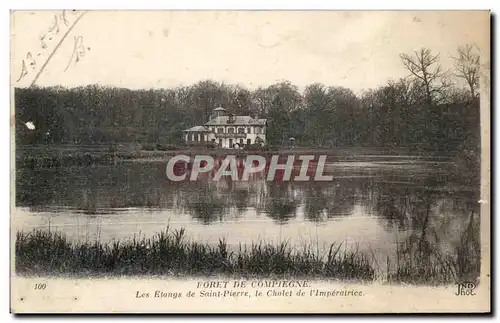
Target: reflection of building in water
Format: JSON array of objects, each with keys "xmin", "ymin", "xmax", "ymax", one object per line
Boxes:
[
  {"xmin": 183, "ymin": 107, "xmax": 267, "ymax": 149},
  {"xmin": 210, "ymin": 171, "xmax": 268, "ymax": 209}
]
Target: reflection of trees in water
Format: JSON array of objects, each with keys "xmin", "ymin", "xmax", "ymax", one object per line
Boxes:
[
  {"xmin": 300, "ymin": 181, "xmax": 356, "ymax": 222},
  {"xmin": 323, "ymin": 183, "xmax": 357, "ymax": 218},
  {"xmin": 181, "ymin": 184, "xmax": 229, "ymax": 225},
  {"xmin": 389, "ymin": 195, "xmax": 480, "ymax": 283},
  {"xmin": 184, "ymin": 198, "xmax": 228, "ymax": 225},
  {"xmin": 371, "ymin": 184, "xmax": 414, "ymax": 231},
  {"xmin": 260, "ymin": 183, "xmax": 298, "ymax": 224},
  {"xmin": 16, "ymin": 167, "xmax": 63, "ymax": 206},
  {"xmin": 212, "ymin": 176, "xmax": 266, "ymax": 219},
  {"xmin": 370, "ymin": 176, "xmax": 479, "ymax": 236},
  {"xmin": 211, "ymin": 176, "xmax": 253, "ymax": 214},
  {"xmin": 232, "ymin": 189, "xmax": 251, "ymax": 213},
  {"xmin": 369, "ymin": 178, "xmax": 481, "ymax": 283},
  {"xmin": 302, "ymin": 184, "xmax": 329, "ymax": 222},
  {"xmin": 17, "ymin": 163, "xmax": 183, "ymax": 212},
  {"xmin": 19, "ymin": 161, "xmax": 480, "ymax": 262}
]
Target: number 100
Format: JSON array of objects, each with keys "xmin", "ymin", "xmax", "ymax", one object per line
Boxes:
[{"xmin": 34, "ymin": 283, "xmax": 46, "ymax": 290}]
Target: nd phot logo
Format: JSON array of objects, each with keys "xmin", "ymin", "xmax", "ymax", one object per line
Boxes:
[{"xmin": 455, "ymin": 281, "xmax": 477, "ymax": 296}]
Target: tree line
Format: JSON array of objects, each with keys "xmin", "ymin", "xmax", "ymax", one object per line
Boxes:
[{"xmin": 15, "ymin": 45, "xmax": 482, "ymax": 156}]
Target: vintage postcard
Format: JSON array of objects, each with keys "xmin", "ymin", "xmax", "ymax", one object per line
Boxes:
[{"xmin": 10, "ymin": 10, "xmax": 490, "ymax": 313}]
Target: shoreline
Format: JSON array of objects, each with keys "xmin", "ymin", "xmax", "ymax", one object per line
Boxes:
[{"xmin": 15, "ymin": 144, "xmax": 458, "ymax": 168}]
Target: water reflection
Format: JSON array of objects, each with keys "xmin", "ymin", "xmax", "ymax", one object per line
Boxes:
[
  {"xmin": 262, "ymin": 183, "xmax": 298, "ymax": 224},
  {"xmin": 14, "ymin": 156, "xmax": 481, "ymax": 282},
  {"xmin": 16, "ymin": 160, "xmax": 478, "ymax": 230}
]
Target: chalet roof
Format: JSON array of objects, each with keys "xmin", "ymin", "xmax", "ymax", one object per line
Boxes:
[
  {"xmin": 205, "ymin": 116, "xmax": 267, "ymax": 126},
  {"xmin": 183, "ymin": 126, "xmax": 211, "ymax": 132},
  {"xmin": 213, "ymin": 107, "xmax": 227, "ymax": 111}
]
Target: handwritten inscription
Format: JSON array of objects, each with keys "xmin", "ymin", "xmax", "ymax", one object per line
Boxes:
[
  {"xmin": 64, "ymin": 36, "xmax": 90, "ymax": 72},
  {"xmin": 16, "ymin": 10, "xmax": 89, "ymax": 86}
]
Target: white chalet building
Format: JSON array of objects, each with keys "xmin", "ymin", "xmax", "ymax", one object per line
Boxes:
[{"xmin": 183, "ymin": 107, "xmax": 267, "ymax": 149}]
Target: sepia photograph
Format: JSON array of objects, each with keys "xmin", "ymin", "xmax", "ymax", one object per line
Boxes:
[{"xmin": 10, "ymin": 10, "xmax": 490, "ymax": 313}]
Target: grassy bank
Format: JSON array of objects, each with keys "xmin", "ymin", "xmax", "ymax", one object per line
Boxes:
[
  {"xmin": 15, "ymin": 227, "xmax": 374, "ymax": 280},
  {"xmin": 15, "ymin": 227, "xmax": 479, "ymax": 284}
]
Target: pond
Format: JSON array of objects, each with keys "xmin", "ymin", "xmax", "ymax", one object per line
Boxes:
[{"xmin": 14, "ymin": 155, "xmax": 479, "ymax": 274}]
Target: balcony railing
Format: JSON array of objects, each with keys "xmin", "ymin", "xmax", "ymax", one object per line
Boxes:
[{"xmin": 214, "ymin": 133, "xmax": 247, "ymax": 138}]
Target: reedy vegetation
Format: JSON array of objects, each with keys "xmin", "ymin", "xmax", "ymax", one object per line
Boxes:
[{"xmin": 16, "ymin": 225, "xmax": 479, "ymax": 285}]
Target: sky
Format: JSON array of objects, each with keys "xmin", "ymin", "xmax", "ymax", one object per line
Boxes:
[{"xmin": 11, "ymin": 10, "xmax": 490, "ymax": 93}]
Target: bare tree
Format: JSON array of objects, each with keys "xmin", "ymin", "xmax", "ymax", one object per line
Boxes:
[
  {"xmin": 400, "ymin": 48, "xmax": 448, "ymax": 106},
  {"xmin": 453, "ymin": 44, "xmax": 480, "ymax": 100}
]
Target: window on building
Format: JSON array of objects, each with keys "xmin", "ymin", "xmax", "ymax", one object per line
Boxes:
[
  {"xmin": 239, "ymin": 138, "xmax": 244, "ymax": 145},
  {"xmin": 255, "ymin": 127, "xmax": 260, "ymax": 134},
  {"xmin": 217, "ymin": 127, "xmax": 224, "ymax": 134},
  {"xmin": 238, "ymin": 128, "xmax": 245, "ymax": 134},
  {"xmin": 228, "ymin": 128, "xmax": 235, "ymax": 134},
  {"xmin": 247, "ymin": 127, "xmax": 251, "ymax": 134},
  {"xmin": 218, "ymin": 139, "xmax": 223, "ymax": 146},
  {"xmin": 247, "ymin": 139, "xmax": 251, "ymax": 145}
]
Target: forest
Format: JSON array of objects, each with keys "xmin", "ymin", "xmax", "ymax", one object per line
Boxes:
[{"xmin": 15, "ymin": 46, "xmax": 482, "ymax": 164}]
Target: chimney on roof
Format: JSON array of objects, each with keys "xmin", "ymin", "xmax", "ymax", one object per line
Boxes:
[{"xmin": 211, "ymin": 107, "xmax": 227, "ymax": 120}]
